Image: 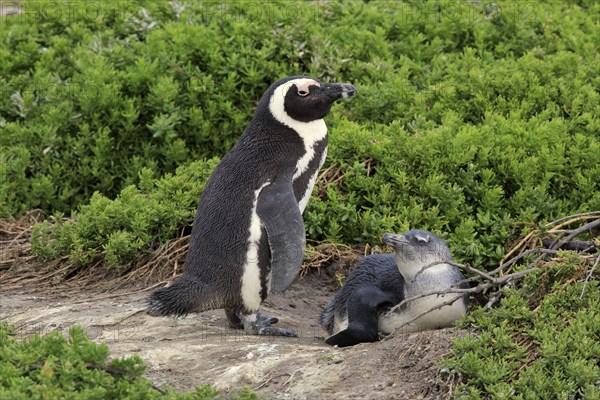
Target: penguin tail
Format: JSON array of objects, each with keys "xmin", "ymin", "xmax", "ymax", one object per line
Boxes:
[
  {"xmin": 319, "ymin": 301, "xmax": 335, "ymax": 335},
  {"xmin": 147, "ymin": 275, "xmax": 214, "ymax": 317}
]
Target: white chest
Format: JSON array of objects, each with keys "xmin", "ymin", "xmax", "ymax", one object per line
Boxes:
[{"xmin": 296, "ymin": 146, "xmax": 327, "ymax": 213}]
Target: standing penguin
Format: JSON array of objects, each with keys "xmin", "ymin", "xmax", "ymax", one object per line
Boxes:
[
  {"xmin": 321, "ymin": 229, "xmax": 468, "ymax": 347},
  {"xmin": 148, "ymin": 76, "xmax": 357, "ymax": 337}
]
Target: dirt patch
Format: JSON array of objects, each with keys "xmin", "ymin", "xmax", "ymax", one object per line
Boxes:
[
  {"xmin": 1, "ymin": 270, "xmax": 464, "ymax": 399},
  {"xmin": 1, "ymin": 212, "xmax": 465, "ymax": 399}
]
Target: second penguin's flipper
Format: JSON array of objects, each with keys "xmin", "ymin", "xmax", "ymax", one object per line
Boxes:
[
  {"xmin": 325, "ymin": 328, "xmax": 376, "ymax": 347},
  {"xmin": 257, "ymin": 178, "xmax": 306, "ymax": 293},
  {"xmin": 325, "ymin": 286, "xmax": 396, "ymax": 347}
]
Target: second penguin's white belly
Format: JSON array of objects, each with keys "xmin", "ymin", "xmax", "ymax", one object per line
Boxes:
[{"xmin": 378, "ymin": 293, "xmax": 467, "ymax": 335}]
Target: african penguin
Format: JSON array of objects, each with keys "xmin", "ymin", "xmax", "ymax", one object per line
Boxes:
[
  {"xmin": 148, "ymin": 76, "xmax": 357, "ymax": 337},
  {"xmin": 320, "ymin": 229, "xmax": 468, "ymax": 347}
]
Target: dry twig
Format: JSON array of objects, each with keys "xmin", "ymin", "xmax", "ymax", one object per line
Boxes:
[{"xmin": 581, "ymin": 253, "xmax": 600, "ymax": 299}]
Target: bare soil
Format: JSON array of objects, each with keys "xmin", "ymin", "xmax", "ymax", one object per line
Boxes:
[
  {"xmin": 0, "ymin": 212, "xmax": 465, "ymax": 399},
  {"xmin": 0, "ymin": 270, "xmax": 464, "ymax": 400}
]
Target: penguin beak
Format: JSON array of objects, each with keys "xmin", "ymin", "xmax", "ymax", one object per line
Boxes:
[
  {"xmin": 382, "ymin": 233, "xmax": 409, "ymax": 246},
  {"xmin": 322, "ymin": 82, "xmax": 358, "ymax": 101}
]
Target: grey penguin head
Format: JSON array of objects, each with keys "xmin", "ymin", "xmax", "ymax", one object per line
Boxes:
[
  {"xmin": 255, "ymin": 76, "xmax": 357, "ymax": 124},
  {"xmin": 382, "ymin": 229, "xmax": 453, "ymax": 278}
]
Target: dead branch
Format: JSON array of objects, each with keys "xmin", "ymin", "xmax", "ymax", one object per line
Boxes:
[
  {"xmin": 489, "ymin": 248, "xmax": 558, "ymax": 276},
  {"xmin": 387, "ymin": 267, "xmax": 537, "ymax": 316},
  {"xmin": 500, "ymin": 214, "xmax": 599, "ymax": 273},
  {"xmin": 382, "ymin": 293, "xmax": 466, "ymax": 337},
  {"xmin": 545, "ymin": 211, "xmax": 600, "ymax": 227},
  {"xmin": 501, "ymin": 230, "xmax": 536, "ymax": 265},
  {"xmin": 484, "ymin": 288, "xmax": 506, "ymax": 309},
  {"xmin": 546, "ymin": 214, "xmax": 600, "ymax": 232},
  {"xmin": 413, "ymin": 260, "xmax": 496, "ymax": 282},
  {"xmin": 541, "ymin": 238, "xmax": 597, "ymax": 252},
  {"xmin": 581, "ymin": 253, "xmax": 600, "ymax": 299},
  {"xmin": 548, "ymin": 219, "xmax": 600, "ymax": 250}
]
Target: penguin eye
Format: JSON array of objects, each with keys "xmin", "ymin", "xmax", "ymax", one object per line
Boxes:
[{"xmin": 297, "ymin": 89, "xmax": 309, "ymax": 97}]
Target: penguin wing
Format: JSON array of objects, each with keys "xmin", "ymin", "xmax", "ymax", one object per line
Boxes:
[{"xmin": 257, "ymin": 179, "xmax": 306, "ymax": 293}]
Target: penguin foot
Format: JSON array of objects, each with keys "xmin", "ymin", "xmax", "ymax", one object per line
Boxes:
[
  {"xmin": 225, "ymin": 308, "xmax": 244, "ymax": 329},
  {"xmin": 257, "ymin": 312, "xmax": 279, "ymax": 326},
  {"xmin": 227, "ymin": 309, "xmax": 281, "ymax": 330},
  {"xmin": 241, "ymin": 313, "xmax": 297, "ymax": 337}
]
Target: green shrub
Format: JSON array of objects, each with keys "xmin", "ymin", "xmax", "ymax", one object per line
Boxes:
[
  {"xmin": 307, "ymin": 106, "xmax": 599, "ymax": 268},
  {"xmin": 12, "ymin": 0, "xmax": 596, "ymax": 269},
  {"xmin": 31, "ymin": 158, "xmax": 218, "ymax": 267},
  {"xmin": 442, "ymin": 253, "xmax": 600, "ymax": 399},
  {"xmin": 0, "ymin": 324, "xmax": 256, "ymax": 399},
  {"xmin": 2, "ymin": 0, "xmax": 598, "ymax": 218}
]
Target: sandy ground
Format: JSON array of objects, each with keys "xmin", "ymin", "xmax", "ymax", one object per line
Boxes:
[{"xmin": 0, "ymin": 270, "xmax": 464, "ymax": 400}]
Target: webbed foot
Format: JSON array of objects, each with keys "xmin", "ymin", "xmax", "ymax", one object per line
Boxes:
[
  {"xmin": 226, "ymin": 308, "xmax": 280, "ymax": 329},
  {"xmin": 241, "ymin": 313, "xmax": 297, "ymax": 337}
]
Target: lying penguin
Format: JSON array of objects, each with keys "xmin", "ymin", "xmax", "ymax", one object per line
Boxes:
[
  {"xmin": 320, "ymin": 229, "xmax": 468, "ymax": 347},
  {"xmin": 148, "ymin": 76, "xmax": 356, "ymax": 337}
]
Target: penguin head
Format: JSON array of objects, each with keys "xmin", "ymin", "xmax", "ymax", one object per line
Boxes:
[
  {"xmin": 382, "ymin": 230, "xmax": 453, "ymax": 278},
  {"xmin": 258, "ymin": 76, "xmax": 357, "ymax": 126}
]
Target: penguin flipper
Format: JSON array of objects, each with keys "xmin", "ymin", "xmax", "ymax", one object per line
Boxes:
[
  {"xmin": 325, "ymin": 286, "xmax": 396, "ymax": 347},
  {"xmin": 325, "ymin": 328, "xmax": 377, "ymax": 347},
  {"xmin": 257, "ymin": 179, "xmax": 305, "ymax": 293}
]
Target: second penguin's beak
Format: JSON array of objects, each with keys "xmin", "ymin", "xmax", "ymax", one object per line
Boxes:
[
  {"xmin": 382, "ymin": 233, "xmax": 409, "ymax": 247},
  {"xmin": 323, "ymin": 82, "xmax": 358, "ymax": 101}
]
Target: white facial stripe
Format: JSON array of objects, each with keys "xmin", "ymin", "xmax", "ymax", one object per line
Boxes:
[
  {"xmin": 297, "ymin": 147, "xmax": 327, "ymax": 213},
  {"xmin": 241, "ymin": 182, "xmax": 270, "ymax": 311},
  {"xmin": 268, "ymin": 78, "xmax": 328, "ymax": 143}
]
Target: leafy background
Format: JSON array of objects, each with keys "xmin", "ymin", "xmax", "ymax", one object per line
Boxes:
[
  {"xmin": 1, "ymin": 0, "xmax": 598, "ymax": 398},
  {"xmin": 1, "ymin": 0, "xmax": 597, "ymax": 269}
]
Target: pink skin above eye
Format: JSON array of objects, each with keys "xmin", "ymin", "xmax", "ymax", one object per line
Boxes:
[{"xmin": 298, "ymin": 80, "xmax": 320, "ymax": 94}]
